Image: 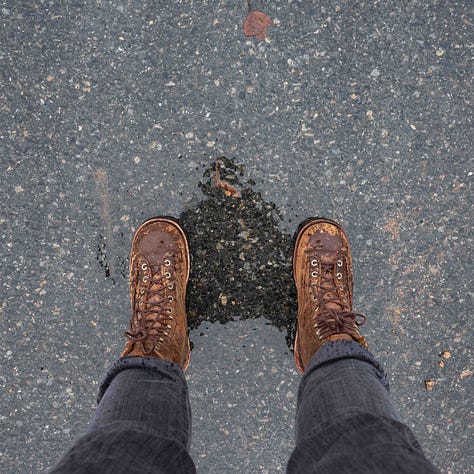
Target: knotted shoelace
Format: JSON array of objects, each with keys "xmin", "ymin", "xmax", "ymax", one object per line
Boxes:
[
  {"xmin": 309, "ymin": 258, "xmax": 367, "ymax": 340},
  {"xmin": 125, "ymin": 262, "xmax": 174, "ymax": 354}
]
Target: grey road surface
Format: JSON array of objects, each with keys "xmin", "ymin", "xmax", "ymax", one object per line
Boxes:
[{"xmin": 1, "ymin": 1, "xmax": 472, "ymax": 473}]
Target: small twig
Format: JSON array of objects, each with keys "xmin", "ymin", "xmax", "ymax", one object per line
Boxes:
[{"xmin": 214, "ymin": 158, "xmax": 242, "ymax": 198}]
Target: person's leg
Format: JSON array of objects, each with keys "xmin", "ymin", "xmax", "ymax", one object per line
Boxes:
[
  {"xmin": 50, "ymin": 218, "xmax": 196, "ymax": 473},
  {"xmin": 288, "ymin": 219, "xmax": 439, "ymax": 473},
  {"xmin": 51, "ymin": 357, "xmax": 195, "ymax": 474},
  {"xmin": 287, "ymin": 340, "xmax": 439, "ymax": 473}
]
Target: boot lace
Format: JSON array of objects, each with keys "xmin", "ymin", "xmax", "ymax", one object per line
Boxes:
[
  {"xmin": 307, "ymin": 252, "xmax": 367, "ymax": 341},
  {"xmin": 125, "ymin": 259, "xmax": 175, "ymax": 354}
]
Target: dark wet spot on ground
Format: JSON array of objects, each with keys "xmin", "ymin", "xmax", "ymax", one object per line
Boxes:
[
  {"xmin": 96, "ymin": 238, "xmax": 111, "ymax": 279},
  {"xmin": 96, "ymin": 235, "xmax": 128, "ymax": 284},
  {"xmin": 180, "ymin": 157, "xmax": 297, "ymax": 348}
]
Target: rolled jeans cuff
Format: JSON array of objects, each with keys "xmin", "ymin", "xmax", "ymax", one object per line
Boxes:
[
  {"xmin": 303, "ymin": 339, "xmax": 390, "ymax": 391},
  {"xmin": 97, "ymin": 356, "xmax": 186, "ymax": 404}
]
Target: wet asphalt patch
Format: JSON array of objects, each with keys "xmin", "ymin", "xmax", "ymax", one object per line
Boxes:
[{"xmin": 180, "ymin": 157, "xmax": 298, "ymax": 348}]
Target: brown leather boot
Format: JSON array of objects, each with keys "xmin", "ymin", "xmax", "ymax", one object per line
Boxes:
[
  {"xmin": 293, "ymin": 218, "xmax": 368, "ymax": 373},
  {"xmin": 121, "ymin": 217, "xmax": 191, "ymax": 370}
]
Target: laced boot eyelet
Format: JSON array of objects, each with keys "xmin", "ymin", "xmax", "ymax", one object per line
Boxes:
[
  {"xmin": 141, "ymin": 263, "xmax": 148, "ymax": 271},
  {"xmin": 311, "ymin": 259, "xmax": 318, "ymax": 266},
  {"xmin": 336, "ymin": 272, "xmax": 342, "ymax": 280},
  {"xmin": 337, "ymin": 260, "xmax": 343, "ymax": 267},
  {"xmin": 142, "ymin": 275, "xmax": 149, "ymax": 283},
  {"xmin": 311, "ymin": 271, "xmax": 318, "ymax": 277},
  {"xmin": 168, "ymin": 295, "xmax": 174, "ymax": 302},
  {"xmin": 168, "ymin": 283, "xmax": 173, "ymax": 289},
  {"xmin": 164, "ymin": 271, "xmax": 171, "ymax": 279},
  {"xmin": 164, "ymin": 259, "xmax": 171, "ymax": 266}
]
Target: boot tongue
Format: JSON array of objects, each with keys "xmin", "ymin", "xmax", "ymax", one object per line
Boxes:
[
  {"xmin": 319, "ymin": 257, "xmax": 343, "ymax": 312},
  {"xmin": 312, "ymin": 232, "xmax": 345, "ymax": 312}
]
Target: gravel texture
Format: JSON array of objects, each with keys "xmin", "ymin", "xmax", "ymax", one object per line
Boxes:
[{"xmin": 1, "ymin": 1, "xmax": 472, "ymax": 473}]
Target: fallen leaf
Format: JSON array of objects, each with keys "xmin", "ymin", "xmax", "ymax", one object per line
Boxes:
[
  {"xmin": 214, "ymin": 158, "xmax": 242, "ymax": 198},
  {"xmin": 244, "ymin": 10, "xmax": 274, "ymax": 40},
  {"xmin": 460, "ymin": 369, "xmax": 472, "ymax": 379}
]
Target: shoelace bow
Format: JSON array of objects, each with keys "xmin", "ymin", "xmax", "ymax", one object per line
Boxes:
[
  {"xmin": 307, "ymin": 253, "xmax": 367, "ymax": 340},
  {"xmin": 125, "ymin": 261, "xmax": 174, "ymax": 354}
]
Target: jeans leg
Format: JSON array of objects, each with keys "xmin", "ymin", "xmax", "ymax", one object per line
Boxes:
[
  {"xmin": 287, "ymin": 340, "xmax": 440, "ymax": 474},
  {"xmin": 50, "ymin": 357, "xmax": 196, "ymax": 474}
]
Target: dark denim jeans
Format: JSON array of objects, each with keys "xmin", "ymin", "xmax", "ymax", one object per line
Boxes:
[{"xmin": 50, "ymin": 341, "xmax": 439, "ymax": 473}]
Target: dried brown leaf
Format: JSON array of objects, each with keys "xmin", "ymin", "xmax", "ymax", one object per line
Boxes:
[{"xmin": 244, "ymin": 10, "xmax": 274, "ymax": 40}]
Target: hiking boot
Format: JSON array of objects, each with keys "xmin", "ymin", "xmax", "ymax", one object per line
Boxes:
[
  {"xmin": 293, "ymin": 218, "xmax": 368, "ymax": 373},
  {"xmin": 121, "ymin": 217, "xmax": 191, "ymax": 370}
]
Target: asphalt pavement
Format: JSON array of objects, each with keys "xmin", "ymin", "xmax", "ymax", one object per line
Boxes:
[{"xmin": 1, "ymin": 1, "xmax": 472, "ymax": 473}]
